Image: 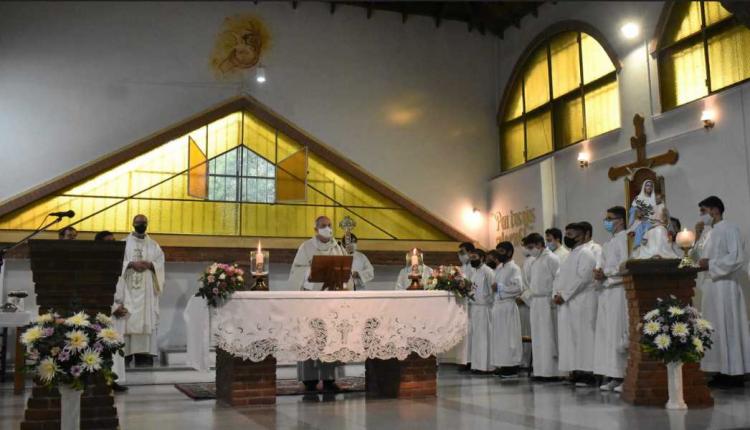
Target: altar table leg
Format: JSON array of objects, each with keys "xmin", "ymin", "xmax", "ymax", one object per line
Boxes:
[
  {"xmin": 216, "ymin": 348, "xmax": 277, "ymax": 406},
  {"xmin": 365, "ymin": 353, "xmax": 437, "ymax": 398}
]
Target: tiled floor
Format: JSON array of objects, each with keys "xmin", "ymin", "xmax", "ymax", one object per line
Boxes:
[{"xmin": 2, "ymin": 367, "xmax": 750, "ymax": 429}]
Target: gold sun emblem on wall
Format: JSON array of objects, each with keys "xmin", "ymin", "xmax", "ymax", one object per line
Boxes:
[{"xmin": 211, "ymin": 14, "xmax": 270, "ymax": 77}]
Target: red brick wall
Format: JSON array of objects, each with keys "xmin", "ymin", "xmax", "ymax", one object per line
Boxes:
[
  {"xmin": 216, "ymin": 349, "xmax": 277, "ymax": 406},
  {"xmin": 365, "ymin": 353, "xmax": 437, "ymax": 398}
]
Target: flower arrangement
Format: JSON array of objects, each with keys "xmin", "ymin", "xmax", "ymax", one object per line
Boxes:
[
  {"xmin": 640, "ymin": 296, "xmax": 714, "ymax": 363},
  {"xmin": 635, "ymin": 199, "xmax": 654, "ymax": 219},
  {"xmin": 425, "ymin": 265, "xmax": 474, "ymax": 301},
  {"xmin": 195, "ymin": 262, "xmax": 245, "ymax": 307},
  {"xmin": 22, "ymin": 311, "xmax": 125, "ymax": 390}
]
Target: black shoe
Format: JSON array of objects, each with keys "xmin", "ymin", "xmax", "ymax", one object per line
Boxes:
[
  {"xmin": 303, "ymin": 381, "xmax": 319, "ymax": 393},
  {"xmin": 134, "ymin": 354, "xmax": 154, "ymax": 368},
  {"xmin": 322, "ymin": 380, "xmax": 341, "ymax": 393},
  {"xmin": 460, "ymin": 363, "xmax": 472, "ymax": 372},
  {"xmin": 111, "ymin": 382, "xmax": 128, "ymax": 393}
]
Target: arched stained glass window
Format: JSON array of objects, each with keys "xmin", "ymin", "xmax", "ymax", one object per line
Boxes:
[
  {"xmin": 500, "ymin": 30, "xmax": 620, "ymax": 171},
  {"xmin": 658, "ymin": 1, "xmax": 750, "ymax": 110}
]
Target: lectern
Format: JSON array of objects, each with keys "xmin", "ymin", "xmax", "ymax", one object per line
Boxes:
[
  {"xmin": 21, "ymin": 239, "xmax": 125, "ymax": 430},
  {"xmin": 310, "ymin": 255, "xmax": 352, "ymax": 291}
]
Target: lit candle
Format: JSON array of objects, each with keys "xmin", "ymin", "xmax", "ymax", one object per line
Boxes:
[
  {"xmin": 256, "ymin": 241, "xmax": 264, "ymax": 265},
  {"xmin": 675, "ymin": 229, "xmax": 696, "ymax": 249},
  {"xmin": 411, "ymin": 248, "xmax": 419, "ymax": 267}
]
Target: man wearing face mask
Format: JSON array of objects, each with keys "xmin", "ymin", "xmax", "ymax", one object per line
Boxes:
[
  {"xmin": 519, "ymin": 233, "xmax": 561, "ymax": 380},
  {"xmin": 121, "ymin": 214, "xmax": 165, "ymax": 367},
  {"xmin": 458, "ymin": 242, "xmax": 476, "ymax": 278},
  {"xmin": 579, "ymin": 221, "xmax": 602, "ymax": 264},
  {"xmin": 696, "ymin": 196, "xmax": 750, "ymax": 387},
  {"xmin": 341, "ymin": 234, "xmax": 374, "ymax": 290},
  {"xmin": 545, "ymin": 228, "xmax": 569, "ymax": 262},
  {"xmin": 488, "ymin": 245, "xmax": 523, "ymax": 378},
  {"xmin": 553, "ymin": 223, "xmax": 597, "ymax": 386},
  {"xmin": 592, "ymin": 206, "xmax": 629, "ymax": 392},
  {"xmin": 468, "ymin": 249, "xmax": 494, "ymax": 373},
  {"xmin": 289, "ymin": 215, "xmax": 346, "ymax": 392}
]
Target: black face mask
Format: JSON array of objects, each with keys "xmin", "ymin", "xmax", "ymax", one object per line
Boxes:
[
  {"xmin": 563, "ymin": 236, "xmax": 578, "ymax": 249},
  {"xmin": 134, "ymin": 223, "xmax": 148, "ymax": 234},
  {"xmin": 497, "ymin": 254, "xmax": 510, "ymax": 264},
  {"xmin": 469, "ymin": 259, "xmax": 482, "ymax": 268},
  {"xmin": 486, "ymin": 260, "xmax": 498, "ymax": 270}
]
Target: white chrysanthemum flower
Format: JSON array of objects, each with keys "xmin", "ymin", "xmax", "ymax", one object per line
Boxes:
[
  {"xmin": 65, "ymin": 330, "xmax": 89, "ymax": 352},
  {"xmin": 692, "ymin": 336, "xmax": 704, "ymax": 353},
  {"xmin": 671, "ymin": 322, "xmax": 690, "ymax": 337},
  {"xmin": 21, "ymin": 327, "xmax": 45, "ymax": 346},
  {"xmin": 64, "ymin": 312, "xmax": 90, "ymax": 328},
  {"xmin": 654, "ymin": 334, "xmax": 672, "ymax": 350},
  {"xmin": 695, "ymin": 318, "xmax": 713, "ymax": 332},
  {"xmin": 37, "ymin": 358, "xmax": 59, "ymax": 383},
  {"xmin": 667, "ymin": 306, "xmax": 684, "ymax": 317},
  {"xmin": 643, "ymin": 309, "xmax": 660, "ymax": 321},
  {"xmin": 643, "ymin": 321, "xmax": 661, "ymax": 335},
  {"xmin": 80, "ymin": 349, "xmax": 102, "ymax": 372},
  {"xmin": 95, "ymin": 313, "xmax": 113, "ymax": 326},
  {"xmin": 35, "ymin": 313, "xmax": 54, "ymax": 324},
  {"xmin": 97, "ymin": 328, "xmax": 123, "ymax": 346}
]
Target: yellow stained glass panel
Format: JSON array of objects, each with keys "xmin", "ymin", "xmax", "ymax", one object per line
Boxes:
[
  {"xmin": 664, "ymin": 1, "xmax": 703, "ymax": 45},
  {"xmin": 581, "ymin": 33, "xmax": 615, "ymax": 84},
  {"xmin": 704, "ymin": 1, "xmax": 732, "ymax": 26},
  {"xmin": 551, "ymin": 32, "xmax": 581, "ymax": 98},
  {"xmin": 501, "ymin": 122, "xmax": 525, "ymax": 171},
  {"xmin": 708, "ymin": 24, "xmax": 750, "ymax": 91},
  {"xmin": 556, "ymin": 96, "xmax": 584, "ymax": 147},
  {"xmin": 242, "ymin": 111, "xmax": 276, "ymax": 162},
  {"xmin": 661, "ymin": 41, "xmax": 708, "ymax": 109},
  {"xmin": 207, "ymin": 112, "xmax": 241, "ymax": 159},
  {"xmin": 523, "ymin": 47, "xmax": 550, "ymax": 111},
  {"xmin": 585, "ymin": 80, "xmax": 621, "ymax": 137},
  {"xmin": 526, "ymin": 110, "xmax": 552, "ymax": 160},
  {"xmin": 504, "ymin": 83, "xmax": 524, "ymax": 121}
]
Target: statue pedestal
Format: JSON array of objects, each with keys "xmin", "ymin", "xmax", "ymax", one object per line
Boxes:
[{"xmin": 621, "ymin": 259, "xmax": 713, "ymax": 408}]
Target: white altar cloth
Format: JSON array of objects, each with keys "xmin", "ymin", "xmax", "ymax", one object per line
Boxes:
[{"xmin": 214, "ymin": 291, "xmax": 468, "ymax": 363}]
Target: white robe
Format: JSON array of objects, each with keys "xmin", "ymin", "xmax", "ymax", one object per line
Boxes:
[
  {"xmin": 395, "ymin": 265, "xmax": 433, "ymax": 290},
  {"xmin": 554, "ymin": 246, "xmax": 570, "ymax": 263},
  {"xmin": 491, "ymin": 261, "xmax": 523, "ymax": 367},
  {"xmin": 522, "ymin": 249, "xmax": 561, "ymax": 377},
  {"xmin": 112, "ymin": 277, "xmax": 127, "ymax": 381},
  {"xmin": 518, "ymin": 256, "xmax": 535, "ymax": 368},
  {"xmin": 121, "ymin": 233, "xmax": 165, "ymax": 356},
  {"xmin": 691, "ymin": 226, "xmax": 713, "ymax": 309},
  {"xmin": 470, "ymin": 264, "xmax": 494, "ymax": 371},
  {"xmin": 593, "ymin": 230, "xmax": 630, "ymax": 378},
  {"xmin": 699, "ymin": 220, "xmax": 750, "ymax": 375},
  {"xmin": 289, "ymin": 237, "xmax": 346, "ymax": 291},
  {"xmin": 349, "ymin": 251, "xmax": 374, "ymax": 290},
  {"xmin": 554, "ymin": 245, "xmax": 597, "ymax": 373},
  {"xmin": 632, "ymin": 224, "xmax": 678, "ymax": 259}
]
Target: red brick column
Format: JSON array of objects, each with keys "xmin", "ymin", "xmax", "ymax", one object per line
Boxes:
[
  {"xmin": 20, "ymin": 379, "xmax": 118, "ymax": 430},
  {"xmin": 365, "ymin": 353, "xmax": 437, "ymax": 398},
  {"xmin": 621, "ymin": 260, "xmax": 713, "ymax": 408},
  {"xmin": 216, "ymin": 348, "xmax": 276, "ymax": 406}
]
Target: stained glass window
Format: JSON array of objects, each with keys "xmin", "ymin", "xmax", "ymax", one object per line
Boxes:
[
  {"xmin": 659, "ymin": 1, "xmax": 750, "ymax": 110},
  {"xmin": 500, "ymin": 31, "xmax": 620, "ymax": 172}
]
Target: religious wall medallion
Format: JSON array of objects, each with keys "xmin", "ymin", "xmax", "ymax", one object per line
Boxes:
[{"xmin": 211, "ymin": 14, "xmax": 270, "ymax": 77}]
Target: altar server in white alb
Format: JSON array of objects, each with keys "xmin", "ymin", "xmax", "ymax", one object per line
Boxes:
[
  {"xmin": 696, "ymin": 196, "xmax": 750, "ymax": 387},
  {"xmin": 342, "ymin": 234, "xmax": 374, "ymax": 290},
  {"xmin": 120, "ymin": 215, "xmax": 165, "ymax": 367},
  {"xmin": 469, "ymin": 249, "xmax": 494, "ymax": 373},
  {"xmin": 488, "ymin": 245, "xmax": 523, "ymax": 377},
  {"xmin": 395, "ymin": 248, "xmax": 433, "ymax": 290},
  {"xmin": 288, "ymin": 215, "xmax": 346, "ymax": 392},
  {"xmin": 593, "ymin": 206, "xmax": 630, "ymax": 392},
  {"xmin": 545, "ymin": 228, "xmax": 569, "ymax": 262},
  {"xmin": 520, "ymin": 233, "xmax": 560, "ymax": 379},
  {"xmin": 553, "ymin": 223, "xmax": 598, "ymax": 385}
]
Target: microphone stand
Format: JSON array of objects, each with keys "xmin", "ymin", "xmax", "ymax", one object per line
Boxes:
[{"xmin": 0, "ymin": 216, "xmax": 65, "ymax": 271}]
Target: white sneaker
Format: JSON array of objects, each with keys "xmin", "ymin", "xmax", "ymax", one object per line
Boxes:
[
  {"xmin": 575, "ymin": 382, "xmax": 590, "ymax": 387},
  {"xmin": 613, "ymin": 383, "xmax": 623, "ymax": 393},
  {"xmin": 600, "ymin": 380, "xmax": 619, "ymax": 391}
]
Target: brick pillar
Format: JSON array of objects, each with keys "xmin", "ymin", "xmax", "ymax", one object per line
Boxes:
[
  {"xmin": 20, "ymin": 380, "xmax": 118, "ymax": 430},
  {"xmin": 365, "ymin": 353, "xmax": 437, "ymax": 398},
  {"xmin": 216, "ymin": 348, "xmax": 276, "ymax": 406},
  {"xmin": 621, "ymin": 259, "xmax": 713, "ymax": 408}
]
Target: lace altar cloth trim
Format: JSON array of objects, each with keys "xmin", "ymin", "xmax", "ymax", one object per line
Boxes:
[{"xmin": 215, "ymin": 291, "xmax": 468, "ymax": 363}]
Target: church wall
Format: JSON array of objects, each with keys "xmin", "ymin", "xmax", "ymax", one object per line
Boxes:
[
  {"xmin": 490, "ymin": 1, "xmax": 750, "ymax": 310},
  {"xmin": 0, "ymin": 1, "xmax": 497, "ymax": 245}
]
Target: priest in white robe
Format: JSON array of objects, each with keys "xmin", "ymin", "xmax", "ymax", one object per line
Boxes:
[
  {"xmin": 342, "ymin": 234, "xmax": 374, "ymax": 290},
  {"xmin": 469, "ymin": 249, "xmax": 494, "ymax": 373},
  {"xmin": 592, "ymin": 206, "xmax": 630, "ymax": 392},
  {"xmin": 120, "ymin": 215, "xmax": 165, "ymax": 367},
  {"xmin": 554, "ymin": 223, "xmax": 597, "ymax": 384},
  {"xmin": 488, "ymin": 246, "xmax": 523, "ymax": 376},
  {"xmin": 545, "ymin": 228, "xmax": 569, "ymax": 262},
  {"xmin": 697, "ymin": 196, "xmax": 750, "ymax": 387},
  {"xmin": 288, "ymin": 215, "xmax": 346, "ymax": 392},
  {"xmin": 691, "ymin": 221, "xmax": 713, "ymax": 309},
  {"xmin": 520, "ymin": 233, "xmax": 561, "ymax": 379}
]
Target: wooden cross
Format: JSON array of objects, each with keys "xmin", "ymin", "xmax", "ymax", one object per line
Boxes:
[{"xmin": 607, "ymin": 114, "xmax": 679, "ymax": 181}]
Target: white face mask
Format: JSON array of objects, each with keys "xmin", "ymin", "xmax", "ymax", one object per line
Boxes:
[
  {"xmin": 530, "ymin": 248, "xmax": 542, "ymax": 258},
  {"xmin": 522, "ymin": 248, "xmax": 532, "ymax": 258},
  {"xmin": 458, "ymin": 253, "xmax": 469, "ymax": 264},
  {"xmin": 317, "ymin": 226, "xmax": 333, "ymax": 239},
  {"xmin": 699, "ymin": 213, "xmax": 713, "ymax": 226}
]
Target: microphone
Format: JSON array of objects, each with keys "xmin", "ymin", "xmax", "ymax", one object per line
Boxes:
[{"xmin": 49, "ymin": 210, "xmax": 75, "ymax": 218}]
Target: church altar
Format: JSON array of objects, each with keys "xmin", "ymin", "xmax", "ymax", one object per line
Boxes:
[{"xmin": 212, "ymin": 290, "xmax": 468, "ymax": 405}]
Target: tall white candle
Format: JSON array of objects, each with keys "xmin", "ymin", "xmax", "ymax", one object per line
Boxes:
[
  {"xmin": 411, "ymin": 249, "xmax": 419, "ymax": 267},
  {"xmin": 256, "ymin": 242, "xmax": 264, "ymax": 265}
]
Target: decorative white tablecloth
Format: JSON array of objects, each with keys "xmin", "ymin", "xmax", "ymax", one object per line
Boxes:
[{"xmin": 214, "ymin": 290, "xmax": 468, "ymax": 363}]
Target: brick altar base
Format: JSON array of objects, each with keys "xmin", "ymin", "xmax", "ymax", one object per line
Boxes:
[
  {"xmin": 216, "ymin": 348, "xmax": 277, "ymax": 406},
  {"xmin": 365, "ymin": 353, "xmax": 437, "ymax": 398},
  {"xmin": 20, "ymin": 381, "xmax": 119, "ymax": 430}
]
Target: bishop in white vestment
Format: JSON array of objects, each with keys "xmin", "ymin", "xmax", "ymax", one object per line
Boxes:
[
  {"xmin": 489, "ymin": 246, "xmax": 523, "ymax": 369},
  {"xmin": 697, "ymin": 197, "xmax": 750, "ymax": 384},
  {"xmin": 120, "ymin": 215, "xmax": 165, "ymax": 363},
  {"xmin": 343, "ymin": 234, "xmax": 374, "ymax": 290},
  {"xmin": 469, "ymin": 253, "xmax": 494, "ymax": 372}
]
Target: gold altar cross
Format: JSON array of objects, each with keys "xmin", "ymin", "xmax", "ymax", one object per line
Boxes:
[{"xmin": 607, "ymin": 114, "xmax": 679, "ymax": 181}]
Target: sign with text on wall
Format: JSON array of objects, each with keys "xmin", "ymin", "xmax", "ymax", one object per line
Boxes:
[{"xmin": 492, "ymin": 207, "xmax": 536, "ymax": 247}]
